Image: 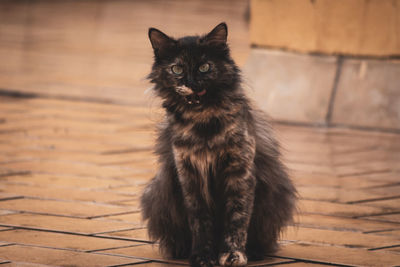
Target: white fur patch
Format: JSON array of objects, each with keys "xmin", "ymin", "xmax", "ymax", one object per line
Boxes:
[{"xmin": 175, "ymin": 85, "xmax": 193, "ymax": 96}]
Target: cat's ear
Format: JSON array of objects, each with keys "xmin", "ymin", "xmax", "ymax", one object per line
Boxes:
[
  {"xmin": 203, "ymin": 22, "xmax": 228, "ymax": 45},
  {"xmin": 148, "ymin": 28, "xmax": 175, "ymax": 57}
]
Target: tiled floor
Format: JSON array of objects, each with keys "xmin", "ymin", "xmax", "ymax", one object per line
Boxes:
[
  {"xmin": 1, "ymin": 96, "xmax": 400, "ymax": 267},
  {"xmin": 1, "ymin": 1, "xmax": 400, "ymax": 266}
]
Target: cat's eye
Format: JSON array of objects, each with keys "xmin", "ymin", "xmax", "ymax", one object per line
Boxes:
[
  {"xmin": 199, "ymin": 63, "xmax": 210, "ymax": 73},
  {"xmin": 172, "ymin": 65, "xmax": 183, "ymax": 75}
]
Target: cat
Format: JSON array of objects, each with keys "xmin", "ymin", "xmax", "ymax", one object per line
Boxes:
[{"xmin": 140, "ymin": 22, "xmax": 296, "ymax": 267}]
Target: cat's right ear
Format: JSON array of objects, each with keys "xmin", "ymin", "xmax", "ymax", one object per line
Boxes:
[{"xmin": 148, "ymin": 28, "xmax": 175, "ymax": 57}]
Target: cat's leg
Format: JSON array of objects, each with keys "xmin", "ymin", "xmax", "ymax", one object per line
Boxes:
[
  {"xmin": 185, "ymin": 194, "xmax": 216, "ymax": 267},
  {"xmin": 141, "ymin": 164, "xmax": 191, "ymax": 259},
  {"xmin": 175, "ymin": 163, "xmax": 216, "ymax": 267},
  {"xmin": 218, "ymin": 163, "xmax": 256, "ymax": 267}
]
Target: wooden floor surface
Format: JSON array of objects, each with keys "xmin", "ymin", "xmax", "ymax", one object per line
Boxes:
[{"xmin": 1, "ymin": 1, "xmax": 400, "ymax": 266}]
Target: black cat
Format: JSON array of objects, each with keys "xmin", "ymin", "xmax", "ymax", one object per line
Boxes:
[{"xmin": 141, "ymin": 22, "xmax": 296, "ymax": 267}]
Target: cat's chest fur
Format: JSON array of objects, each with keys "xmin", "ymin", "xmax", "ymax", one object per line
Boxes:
[{"xmin": 169, "ymin": 105, "xmax": 255, "ymax": 199}]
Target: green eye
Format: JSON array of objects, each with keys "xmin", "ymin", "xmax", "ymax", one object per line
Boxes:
[
  {"xmin": 172, "ymin": 65, "xmax": 183, "ymax": 75},
  {"xmin": 199, "ymin": 63, "xmax": 210, "ymax": 73}
]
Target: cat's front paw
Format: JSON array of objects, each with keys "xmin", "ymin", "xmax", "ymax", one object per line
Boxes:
[
  {"xmin": 189, "ymin": 253, "xmax": 216, "ymax": 267},
  {"xmin": 219, "ymin": 250, "xmax": 247, "ymax": 267}
]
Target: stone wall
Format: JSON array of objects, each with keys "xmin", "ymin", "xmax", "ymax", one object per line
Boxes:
[{"xmin": 247, "ymin": 0, "xmax": 400, "ymax": 131}]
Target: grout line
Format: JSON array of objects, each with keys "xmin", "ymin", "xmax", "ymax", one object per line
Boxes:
[
  {"xmin": 0, "ymin": 224, "xmax": 92, "ymax": 237},
  {"xmin": 87, "ymin": 211, "xmax": 141, "ymax": 220},
  {"xmin": 269, "ymin": 255, "xmax": 353, "ymax": 267},
  {"xmin": 106, "ymin": 260, "xmax": 154, "ymax": 267},
  {"xmin": 273, "ymin": 120, "xmax": 400, "ymax": 135},
  {"xmin": 360, "ymin": 181, "xmax": 400, "ymax": 189},
  {"xmin": 93, "ymin": 235, "xmax": 153, "ymax": 244},
  {"xmin": 337, "ymin": 169, "xmax": 393, "ymax": 178},
  {"xmin": 93, "ymin": 227, "xmax": 145, "ymax": 235},
  {"xmin": 0, "ymin": 196, "xmax": 24, "ymax": 202},
  {"xmin": 363, "ymin": 229, "xmax": 398, "ymax": 234},
  {"xmin": 0, "ymin": 223, "xmax": 152, "ymax": 243},
  {"xmin": 368, "ymin": 244, "xmax": 400, "ymax": 251},
  {"xmin": 325, "ymin": 56, "xmax": 343, "ymax": 125},
  {"xmin": 0, "ymin": 171, "xmax": 31, "ymax": 178},
  {"xmin": 355, "ymin": 211, "xmax": 400, "ymax": 219},
  {"xmin": 96, "ymin": 252, "xmax": 189, "ymax": 266},
  {"xmin": 0, "ymin": 88, "xmax": 135, "ymax": 107},
  {"xmin": 100, "ymin": 147, "xmax": 153, "ymax": 155},
  {"xmin": 86, "ymin": 244, "xmax": 142, "ymax": 253},
  {"xmin": 346, "ymin": 195, "xmax": 400, "ymax": 204},
  {"xmin": 0, "ymin": 243, "xmax": 15, "ymax": 248},
  {"xmin": 261, "ymin": 260, "xmax": 298, "ymax": 266},
  {"xmin": 250, "ymin": 44, "xmax": 400, "ymax": 60}
]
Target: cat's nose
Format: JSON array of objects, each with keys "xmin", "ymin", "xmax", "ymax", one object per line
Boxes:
[{"xmin": 184, "ymin": 80, "xmax": 199, "ymax": 92}]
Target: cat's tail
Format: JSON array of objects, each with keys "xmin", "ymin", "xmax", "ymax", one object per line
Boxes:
[{"xmin": 140, "ymin": 166, "xmax": 192, "ymax": 259}]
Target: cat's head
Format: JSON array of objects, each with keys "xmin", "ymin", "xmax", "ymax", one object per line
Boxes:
[{"xmin": 147, "ymin": 23, "xmax": 240, "ymax": 110}]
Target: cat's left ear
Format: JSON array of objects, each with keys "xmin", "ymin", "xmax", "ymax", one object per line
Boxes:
[
  {"xmin": 203, "ymin": 22, "xmax": 228, "ymax": 45},
  {"xmin": 148, "ymin": 28, "xmax": 176, "ymax": 57}
]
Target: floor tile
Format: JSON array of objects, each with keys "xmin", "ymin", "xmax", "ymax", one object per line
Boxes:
[
  {"xmin": 0, "ymin": 229, "xmax": 143, "ymax": 252},
  {"xmin": 0, "ymin": 245, "xmax": 145, "ymax": 266},
  {"xmin": 0, "ymin": 213, "xmax": 133, "ymax": 234}
]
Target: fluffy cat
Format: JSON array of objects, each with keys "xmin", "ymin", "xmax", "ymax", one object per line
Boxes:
[{"xmin": 141, "ymin": 22, "xmax": 296, "ymax": 267}]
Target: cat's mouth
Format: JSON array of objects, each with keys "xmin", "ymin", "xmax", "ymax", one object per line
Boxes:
[{"xmin": 184, "ymin": 89, "xmax": 206, "ymax": 105}]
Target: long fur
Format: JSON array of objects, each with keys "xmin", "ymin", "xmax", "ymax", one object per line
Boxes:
[{"xmin": 141, "ymin": 23, "xmax": 296, "ymax": 267}]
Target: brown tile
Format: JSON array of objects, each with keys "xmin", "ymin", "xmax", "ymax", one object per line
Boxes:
[
  {"xmin": 103, "ymin": 245, "xmax": 291, "ymax": 266},
  {"xmin": 292, "ymin": 172, "xmax": 385, "ymax": 188},
  {"xmin": 283, "ymin": 226, "xmax": 400, "ymax": 249},
  {"xmin": 110, "ymin": 198, "xmax": 141, "ymax": 206},
  {"xmin": 0, "ymin": 117, "xmax": 121, "ymax": 136},
  {"xmin": 358, "ymin": 197, "xmax": 400, "ymax": 210},
  {"xmin": 1, "ymin": 261, "xmax": 55, "ymax": 267},
  {"xmin": 0, "ymin": 210, "xmax": 17, "ymax": 216},
  {"xmin": 297, "ymin": 185, "xmax": 400, "ymax": 204},
  {"xmin": 1, "ymin": 173, "xmax": 128, "ymax": 189},
  {"xmin": 362, "ymin": 213, "xmax": 400, "ymax": 224},
  {"xmin": 97, "ymin": 228, "xmax": 149, "ymax": 242},
  {"xmin": 0, "ymin": 229, "xmax": 143, "ymax": 252},
  {"xmin": 0, "ymin": 213, "xmax": 133, "ymax": 234},
  {"xmin": 0, "ymin": 244, "xmax": 144, "ymax": 266},
  {"xmin": 248, "ymin": 258, "xmax": 296, "ymax": 266},
  {"xmin": 0, "ymin": 198, "xmax": 135, "ymax": 218},
  {"xmin": 367, "ymin": 184, "xmax": 400, "ymax": 196},
  {"xmin": 0, "ymin": 183, "xmax": 133, "ymax": 203},
  {"xmin": 108, "ymin": 185, "xmax": 147, "ymax": 196},
  {"xmin": 278, "ymin": 242, "xmax": 400, "ymax": 266},
  {"xmin": 98, "ymin": 151, "xmax": 156, "ymax": 166},
  {"xmin": 102, "ymin": 244, "xmax": 185, "ymax": 264},
  {"xmin": 1, "ymin": 160, "xmax": 139, "ymax": 178},
  {"xmin": 0, "ymin": 241, "xmax": 13, "ymax": 247},
  {"xmin": 111, "ymin": 263, "xmax": 185, "ymax": 267},
  {"xmin": 299, "ymin": 199, "xmax": 387, "ymax": 217},
  {"xmin": 372, "ymin": 229, "xmax": 400, "ymax": 239},
  {"xmin": 287, "ymin": 162, "xmax": 333, "ymax": 175},
  {"xmin": 280, "ymin": 263, "xmax": 331, "ymax": 267},
  {"xmin": 297, "ymin": 214, "xmax": 400, "ymax": 232},
  {"xmin": 94, "ymin": 212, "xmax": 144, "ymax": 227}
]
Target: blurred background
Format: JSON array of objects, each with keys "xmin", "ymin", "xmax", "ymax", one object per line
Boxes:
[
  {"xmin": 1, "ymin": 1, "xmax": 400, "ymax": 266},
  {"xmin": 1, "ymin": 0, "xmax": 399, "ymax": 131}
]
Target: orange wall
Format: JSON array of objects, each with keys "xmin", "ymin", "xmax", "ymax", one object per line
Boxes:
[{"xmin": 250, "ymin": 0, "xmax": 400, "ymax": 57}]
